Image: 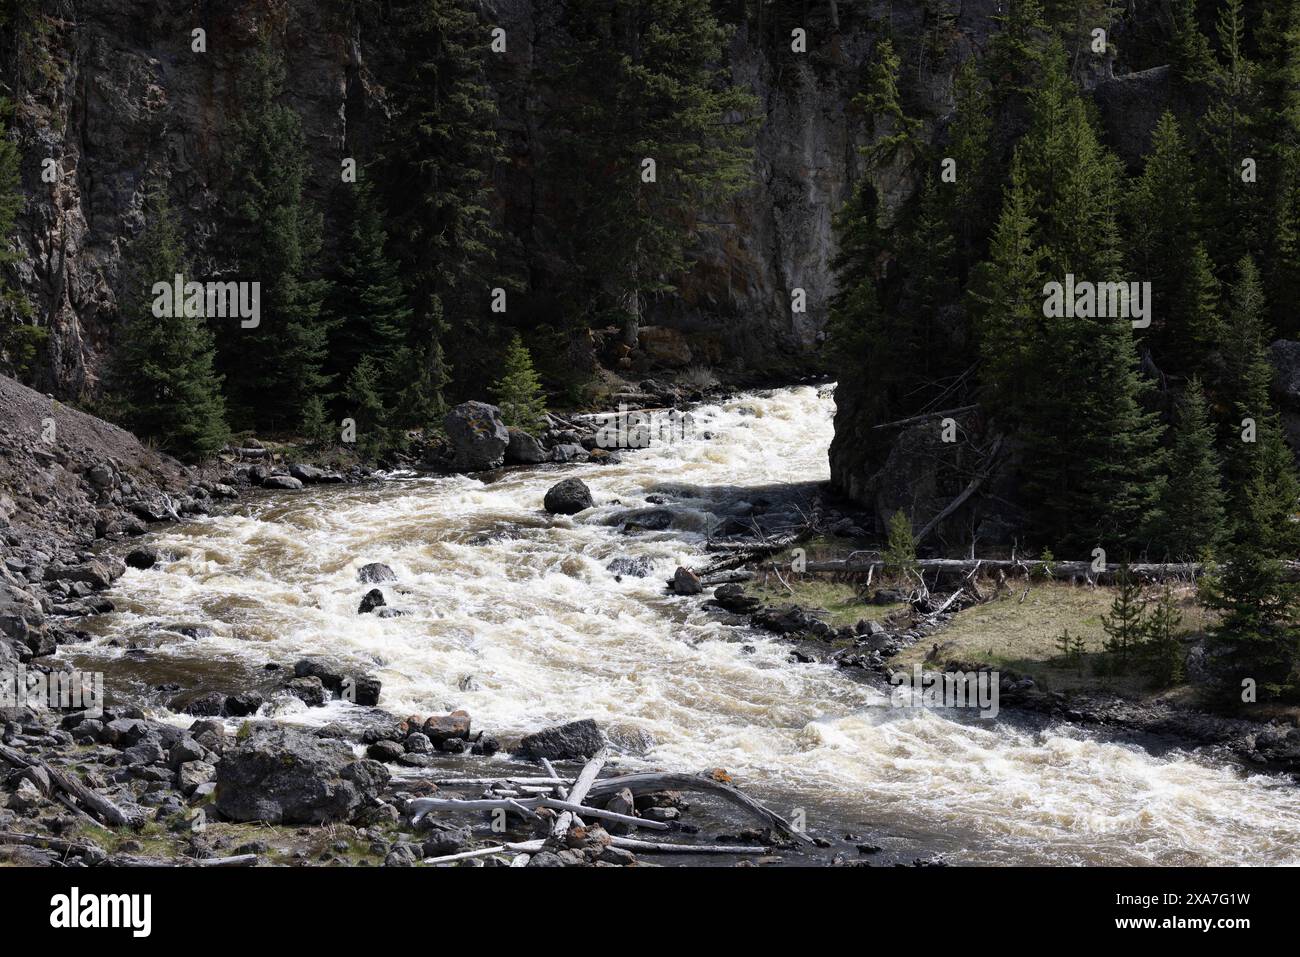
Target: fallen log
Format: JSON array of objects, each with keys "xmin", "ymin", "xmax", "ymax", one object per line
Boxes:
[
  {"xmin": 429, "ymin": 776, "xmax": 569, "ymax": 787},
  {"xmin": 423, "ymin": 839, "xmax": 546, "ymax": 866},
  {"xmin": 404, "ymin": 795, "xmax": 668, "ymax": 831},
  {"xmin": 553, "ymin": 751, "xmax": 606, "ymax": 838},
  {"xmin": 800, "ymin": 558, "xmax": 1235, "ymax": 583},
  {"xmin": 0, "ymin": 830, "xmax": 103, "ymax": 857},
  {"xmin": 610, "ymin": 836, "xmax": 768, "ymax": 855},
  {"xmin": 190, "ymin": 854, "xmax": 258, "ymax": 867},
  {"xmin": 586, "ymin": 772, "xmax": 812, "ymax": 845},
  {"xmin": 0, "ymin": 743, "xmax": 138, "ymax": 827},
  {"xmin": 537, "ymin": 798, "xmax": 668, "ymax": 831}
]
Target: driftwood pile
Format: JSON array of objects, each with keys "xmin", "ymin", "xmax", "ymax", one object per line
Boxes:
[{"xmin": 408, "ymin": 752, "xmax": 811, "ymax": 865}]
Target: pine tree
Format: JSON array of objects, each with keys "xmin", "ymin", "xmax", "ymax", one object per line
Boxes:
[
  {"xmin": 544, "ymin": 0, "xmax": 757, "ymax": 348},
  {"xmin": 1176, "ymin": 243, "xmax": 1224, "ymax": 380},
  {"xmin": 1201, "ymin": 419, "xmax": 1300, "ymax": 701},
  {"xmin": 492, "ymin": 334, "xmax": 548, "ymax": 434},
  {"xmin": 1102, "ymin": 564, "xmax": 1146, "ymax": 666},
  {"xmin": 323, "ymin": 179, "xmax": 410, "ymax": 411},
  {"xmin": 222, "ymin": 38, "xmax": 330, "ymax": 432},
  {"xmin": 1124, "ymin": 112, "xmax": 1202, "ymax": 365},
  {"xmin": 0, "ymin": 96, "xmax": 41, "ymax": 379},
  {"xmin": 1170, "ymin": 0, "xmax": 1215, "ymax": 88},
  {"xmin": 1199, "ymin": 0, "xmax": 1262, "ymax": 267},
  {"xmin": 345, "ymin": 354, "xmax": 391, "ymax": 457},
  {"xmin": 1218, "ymin": 256, "xmax": 1274, "ymax": 510},
  {"xmin": 859, "ymin": 38, "xmax": 921, "ymax": 170},
  {"xmin": 1150, "ymin": 378, "xmax": 1227, "ymax": 558},
  {"xmin": 381, "ymin": 0, "xmax": 502, "ymax": 403},
  {"xmin": 1010, "ymin": 49, "xmax": 1166, "ymax": 551},
  {"xmin": 947, "ymin": 58, "xmax": 995, "ymax": 267},
  {"xmin": 1140, "ymin": 586, "xmax": 1185, "ymax": 688},
  {"xmin": 111, "ymin": 188, "xmax": 228, "ymax": 461},
  {"xmin": 985, "ymin": 0, "xmax": 1048, "ymax": 95},
  {"xmin": 883, "ymin": 510, "xmax": 918, "ymax": 584},
  {"xmin": 969, "ymin": 156, "xmax": 1045, "ymax": 423}
]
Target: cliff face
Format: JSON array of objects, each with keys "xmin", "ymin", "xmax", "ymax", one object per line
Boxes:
[{"xmin": 0, "ymin": 0, "xmax": 903, "ymax": 398}]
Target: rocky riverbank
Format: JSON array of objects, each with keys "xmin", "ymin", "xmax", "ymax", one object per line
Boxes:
[
  {"xmin": 681, "ymin": 536, "xmax": 1300, "ymax": 781},
  {"xmin": 6, "ymin": 373, "xmax": 905, "ymax": 867}
]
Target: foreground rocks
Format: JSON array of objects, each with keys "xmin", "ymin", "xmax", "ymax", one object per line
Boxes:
[{"xmin": 215, "ymin": 726, "xmax": 390, "ymax": 824}]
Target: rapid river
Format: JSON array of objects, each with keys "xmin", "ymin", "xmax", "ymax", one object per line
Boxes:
[{"xmin": 67, "ymin": 385, "xmax": 1300, "ymax": 864}]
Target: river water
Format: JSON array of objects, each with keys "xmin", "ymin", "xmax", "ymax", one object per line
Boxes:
[{"xmin": 68, "ymin": 385, "xmax": 1300, "ymax": 865}]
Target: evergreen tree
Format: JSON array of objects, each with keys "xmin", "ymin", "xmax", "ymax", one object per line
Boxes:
[
  {"xmin": 969, "ymin": 156, "xmax": 1045, "ymax": 422},
  {"xmin": 859, "ymin": 38, "xmax": 921, "ymax": 170},
  {"xmin": 1170, "ymin": 0, "xmax": 1215, "ymax": 88},
  {"xmin": 223, "ymin": 38, "xmax": 330, "ymax": 432},
  {"xmin": 323, "ymin": 179, "xmax": 410, "ymax": 411},
  {"xmin": 947, "ymin": 58, "xmax": 996, "ymax": 268},
  {"xmin": 344, "ymin": 354, "xmax": 391, "ymax": 457},
  {"xmin": 883, "ymin": 509, "xmax": 918, "ymax": 583},
  {"xmin": 1176, "ymin": 243, "xmax": 1224, "ymax": 381},
  {"xmin": 544, "ymin": 0, "xmax": 757, "ymax": 348},
  {"xmin": 985, "ymin": 0, "xmax": 1048, "ymax": 95},
  {"xmin": 1124, "ymin": 112, "xmax": 1201, "ymax": 364},
  {"xmin": 1101, "ymin": 563, "xmax": 1146, "ymax": 666},
  {"xmin": 1140, "ymin": 586, "xmax": 1185, "ymax": 688},
  {"xmin": 1199, "ymin": 0, "xmax": 1262, "ymax": 266},
  {"xmin": 1218, "ymin": 256, "xmax": 1274, "ymax": 508},
  {"xmin": 381, "ymin": 0, "xmax": 501, "ymax": 406},
  {"xmin": 1007, "ymin": 49, "xmax": 1165, "ymax": 551},
  {"xmin": 111, "ymin": 188, "xmax": 228, "ymax": 460},
  {"xmin": 1150, "ymin": 378, "xmax": 1227, "ymax": 558},
  {"xmin": 492, "ymin": 334, "xmax": 548, "ymax": 434},
  {"xmin": 1201, "ymin": 418, "xmax": 1300, "ymax": 701}
]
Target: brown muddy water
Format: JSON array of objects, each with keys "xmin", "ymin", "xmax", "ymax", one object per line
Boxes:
[{"xmin": 62, "ymin": 386, "xmax": 1300, "ymax": 864}]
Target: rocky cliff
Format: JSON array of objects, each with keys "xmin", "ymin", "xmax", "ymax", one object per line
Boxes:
[{"xmin": 0, "ymin": 0, "xmax": 904, "ymax": 398}]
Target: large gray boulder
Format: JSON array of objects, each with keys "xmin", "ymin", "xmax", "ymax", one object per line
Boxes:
[
  {"xmin": 505, "ymin": 427, "xmax": 547, "ymax": 465},
  {"xmin": 544, "ymin": 478, "xmax": 594, "ymax": 515},
  {"xmin": 518, "ymin": 719, "xmax": 607, "ymax": 760},
  {"xmin": 445, "ymin": 401, "xmax": 510, "ymax": 471},
  {"xmin": 214, "ymin": 726, "xmax": 390, "ymax": 824},
  {"xmin": 0, "ymin": 581, "xmax": 46, "ymax": 661}
]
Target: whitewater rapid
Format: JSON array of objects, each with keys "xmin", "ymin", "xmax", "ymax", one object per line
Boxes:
[{"xmin": 71, "ymin": 385, "xmax": 1300, "ymax": 865}]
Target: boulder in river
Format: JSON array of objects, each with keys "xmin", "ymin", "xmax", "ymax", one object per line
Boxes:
[
  {"xmin": 125, "ymin": 547, "xmax": 158, "ymax": 570},
  {"xmin": 215, "ymin": 726, "xmax": 390, "ymax": 824},
  {"xmin": 505, "ymin": 427, "xmax": 547, "ymax": 465},
  {"xmin": 358, "ymin": 588, "xmax": 386, "ymax": 614},
  {"xmin": 671, "ymin": 566, "xmax": 702, "ymax": 595},
  {"xmin": 544, "ymin": 478, "xmax": 594, "ymax": 515},
  {"xmin": 445, "ymin": 401, "xmax": 510, "ymax": 471},
  {"xmin": 262, "ymin": 474, "xmax": 304, "ymax": 491},
  {"xmin": 519, "ymin": 718, "xmax": 607, "ymax": 760},
  {"xmin": 357, "ymin": 562, "xmax": 396, "ymax": 584},
  {"xmin": 423, "ymin": 710, "xmax": 471, "ymax": 744}
]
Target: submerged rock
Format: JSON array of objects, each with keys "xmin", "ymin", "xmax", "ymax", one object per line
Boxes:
[
  {"xmin": 125, "ymin": 547, "xmax": 158, "ymax": 570},
  {"xmin": 544, "ymin": 478, "xmax": 594, "ymax": 515},
  {"xmin": 358, "ymin": 589, "xmax": 386, "ymax": 614},
  {"xmin": 357, "ymin": 562, "xmax": 396, "ymax": 584},
  {"xmin": 671, "ymin": 566, "xmax": 702, "ymax": 595}
]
